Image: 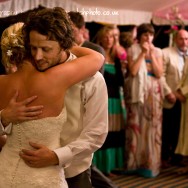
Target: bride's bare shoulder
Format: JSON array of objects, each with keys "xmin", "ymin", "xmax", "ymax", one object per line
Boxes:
[{"xmin": 0, "ymin": 74, "xmax": 8, "ymax": 81}]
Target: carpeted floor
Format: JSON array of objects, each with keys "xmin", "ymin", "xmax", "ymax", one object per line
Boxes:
[{"xmin": 111, "ymin": 166, "xmax": 188, "ymax": 188}]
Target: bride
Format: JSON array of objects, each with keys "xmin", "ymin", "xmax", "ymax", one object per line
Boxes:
[{"xmin": 0, "ymin": 7, "xmax": 103, "ymax": 188}]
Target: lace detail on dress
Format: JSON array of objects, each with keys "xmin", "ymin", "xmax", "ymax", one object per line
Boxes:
[{"xmin": 0, "ymin": 107, "xmax": 68, "ymax": 188}]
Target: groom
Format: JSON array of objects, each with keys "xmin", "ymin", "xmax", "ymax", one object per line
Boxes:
[{"xmin": 0, "ymin": 7, "xmax": 108, "ymax": 188}]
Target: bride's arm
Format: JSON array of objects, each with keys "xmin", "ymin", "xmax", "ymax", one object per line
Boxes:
[
  {"xmin": 70, "ymin": 46, "xmax": 104, "ymax": 66},
  {"xmin": 48, "ymin": 46, "xmax": 104, "ymax": 88},
  {"xmin": 70, "ymin": 45, "xmax": 102, "ymax": 57},
  {"xmin": 68, "ymin": 46, "xmax": 104, "ymax": 85}
]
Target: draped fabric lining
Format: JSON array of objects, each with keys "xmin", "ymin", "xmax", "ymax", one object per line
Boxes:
[
  {"xmin": 0, "ymin": 0, "xmax": 188, "ymax": 25},
  {"xmin": 0, "ymin": 0, "xmax": 151, "ymax": 25}
]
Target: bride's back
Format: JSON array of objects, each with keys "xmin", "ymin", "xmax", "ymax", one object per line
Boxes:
[{"xmin": 0, "ymin": 62, "xmax": 66, "ymax": 119}]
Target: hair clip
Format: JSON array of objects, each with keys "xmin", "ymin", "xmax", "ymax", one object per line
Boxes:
[{"xmin": 7, "ymin": 49, "xmax": 13, "ymax": 57}]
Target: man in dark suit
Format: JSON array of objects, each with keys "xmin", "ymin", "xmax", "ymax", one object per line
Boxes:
[{"xmin": 68, "ymin": 11, "xmax": 105, "ymax": 75}]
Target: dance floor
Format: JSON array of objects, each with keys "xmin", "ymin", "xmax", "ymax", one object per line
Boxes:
[{"xmin": 111, "ymin": 166, "xmax": 188, "ymax": 188}]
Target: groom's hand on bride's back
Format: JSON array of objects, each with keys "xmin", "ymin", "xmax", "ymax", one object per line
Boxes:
[
  {"xmin": 1, "ymin": 91, "xmax": 44, "ymax": 126},
  {"xmin": 19, "ymin": 142, "xmax": 59, "ymax": 168}
]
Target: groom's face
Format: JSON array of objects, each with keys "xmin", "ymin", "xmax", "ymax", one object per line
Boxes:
[{"xmin": 29, "ymin": 30, "xmax": 67, "ymax": 71}]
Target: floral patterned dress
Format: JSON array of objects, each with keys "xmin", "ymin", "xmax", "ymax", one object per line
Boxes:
[{"xmin": 125, "ymin": 44, "xmax": 163, "ymax": 177}]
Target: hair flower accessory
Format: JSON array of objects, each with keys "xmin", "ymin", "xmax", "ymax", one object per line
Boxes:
[
  {"xmin": 7, "ymin": 49, "xmax": 13, "ymax": 57},
  {"xmin": 1, "ymin": 22, "xmax": 25, "ymax": 69},
  {"xmin": 13, "ymin": 38, "xmax": 18, "ymax": 45},
  {"xmin": 10, "ymin": 33, "xmax": 17, "ymax": 37}
]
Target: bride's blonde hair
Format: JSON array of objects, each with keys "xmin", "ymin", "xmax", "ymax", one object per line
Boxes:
[{"xmin": 1, "ymin": 22, "xmax": 25, "ymax": 70}]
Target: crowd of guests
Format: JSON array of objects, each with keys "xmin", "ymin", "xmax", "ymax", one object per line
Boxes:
[
  {"xmin": 0, "ymin": 6, "xmax": 188, "ymax": 188},
  {"xmin": 89, "ymin": 21, "xmax": 188, "ymax": 178},
  {"xmin": 64, "ymin": 11, "xmax": 188, "ymax": 179}
]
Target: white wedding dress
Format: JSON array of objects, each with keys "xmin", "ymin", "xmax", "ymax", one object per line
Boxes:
[{"xmin": 0, "ymin": 108, "xmax": 68, "ymax": 188}]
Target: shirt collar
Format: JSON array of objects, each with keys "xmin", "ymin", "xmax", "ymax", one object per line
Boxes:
[{"xmin": 176, "ymin": 47, "xmax": 188, "ymax": 56}]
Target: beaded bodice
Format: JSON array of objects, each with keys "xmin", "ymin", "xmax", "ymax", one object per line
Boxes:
[{"xmin": 0, "ymin": 108, "xmax": 68, "ymax": 188}]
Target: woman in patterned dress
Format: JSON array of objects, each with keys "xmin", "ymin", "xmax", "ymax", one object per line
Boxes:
[{"xmin": 125, "ymin": 23, "xmax": 163, "ymax": 177}]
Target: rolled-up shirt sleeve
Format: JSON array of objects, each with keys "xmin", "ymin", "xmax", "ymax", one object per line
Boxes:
[{"xmin": 54, "ymin": 72, "xmax": 108, "ymax": 167}]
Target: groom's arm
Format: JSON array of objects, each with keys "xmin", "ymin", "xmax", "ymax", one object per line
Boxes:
[
  {"xmin": 0, "ymin": 92, "xmax": 44, "ymax": 135},
  {"xmin": 54, "ymin": 72, "xmax": 108, "ymax": 168}
]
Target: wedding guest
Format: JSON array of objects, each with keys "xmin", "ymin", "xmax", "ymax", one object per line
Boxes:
[
  {"xmin": 112, "ymin": 25, "xmax": 127, "ymax": 62},
  {"xmin": 83, "ymin": 28, "xmax": 90, "ymax": 41},
  {"xmin": 125, "ymin": 23, "xmax": 163, "ymax": 177},
  {"xmin": 119, "ymin": 31, "xmax": 135, "ymax": 76},
  {"xmin": 162, "ymin": 29, "xmax": 188, "ymax": 167},
  {"xmin": 93, "ymin": 25, "xmax": 126, "ymax": 176},
  {"xmin": 68, "ymin": 11, "xmax": 105, "ymax": 75},
  {"xmin": 175, "ymin": 57, "xmax": 188, "ymax": 174}
]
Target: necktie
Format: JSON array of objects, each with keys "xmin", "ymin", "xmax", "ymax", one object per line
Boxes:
[
  {"xmin": 183, "ymin": 54, "xmax": 186, "ymax": 63},
  {"xmin": 182, "ymin": 55, "xmax": 187, "ymax": 78}
]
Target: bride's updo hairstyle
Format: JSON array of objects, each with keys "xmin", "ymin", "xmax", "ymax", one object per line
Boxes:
[{"xmin": 1, "ymin": 22, "xmax": 25, "ymax": 69}]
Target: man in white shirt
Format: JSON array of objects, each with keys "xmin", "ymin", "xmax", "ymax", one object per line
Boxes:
[
  {"xmin": 68, "ymin": 11, "xmax": 120, "ymax": 188},
  {"xmin": 0, "ymin": 8, "xmax": 108, "ymax": 188},
  {"xmin": 68, "ymin": 11, "xmax": 105, "ymax": 75}
]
